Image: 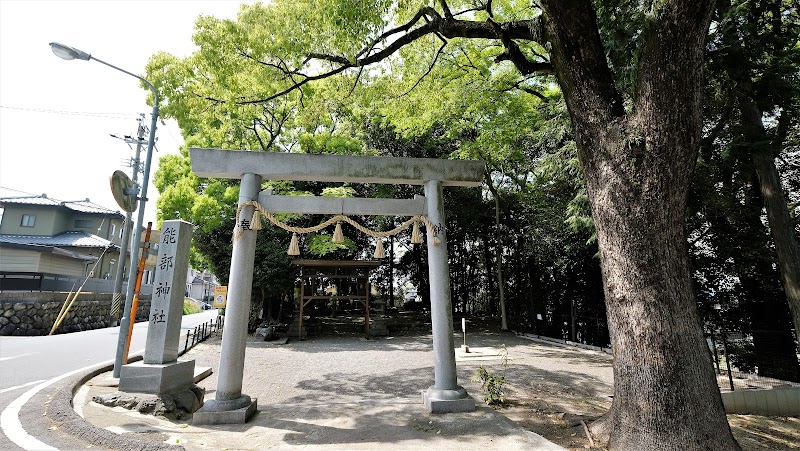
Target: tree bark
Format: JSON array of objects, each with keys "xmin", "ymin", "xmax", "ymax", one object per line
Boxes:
[{"xmin": 539, "ymin": 0, "xmax": 740, "ymax": 449}]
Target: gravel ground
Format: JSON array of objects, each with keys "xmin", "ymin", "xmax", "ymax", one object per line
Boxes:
[
  {"xmin": 179, "ymin": 327, "xmax": 615, "ymax": 450},
  {"xmin": 184, "ymin": 329, "xmax": 614, "ymax": 408}
]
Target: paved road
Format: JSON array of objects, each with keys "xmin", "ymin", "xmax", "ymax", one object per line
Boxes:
[{"xmin": 0, "ymin": 310, "xmax": 218, "ymax": 450}]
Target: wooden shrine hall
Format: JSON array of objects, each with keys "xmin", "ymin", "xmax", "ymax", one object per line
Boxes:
[{"xmin": 293, "ymin": 259, "xmax": 382, "ymax": 338}]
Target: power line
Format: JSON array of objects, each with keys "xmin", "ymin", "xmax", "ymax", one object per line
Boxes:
[
  {"xmin": 0, "ymin": 186, "xmax": 38, "ymax": 197},
  {"xmin": 0, "ymin": 104, "xmax": 138, "ymax": 119}
]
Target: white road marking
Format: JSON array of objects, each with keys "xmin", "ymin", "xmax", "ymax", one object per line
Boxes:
[
  {"xmin": 0, "ymin": 381, "xmax": 46, "ymax": 394},
  {"xmin": 0, "ymin": 348, "xmax": 144, "ymax": 451},
  {"xmin": 0, "ymin": 353, "xmax": 35, "ymax": 362}
]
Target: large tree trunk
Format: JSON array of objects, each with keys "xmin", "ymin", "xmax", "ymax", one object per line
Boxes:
[{"xmin": 539, "ymin": 1, "xmax": 740, "ymax": 449}]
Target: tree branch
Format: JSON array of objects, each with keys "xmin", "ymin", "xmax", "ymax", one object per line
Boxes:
[
  {"xmin": 347, "ymin": 65, "xmax": 365, "ymax": 98},
  {"xmin": 438, "ymin": 0, "xmax": 453, "ymax": 19},
  {"xmin": 234, "ymin": 10, "xmax": 547, "ymax": 105},
  {"xmin": 500, "ymin": 78, "xmax": 548, "ymax": 101},
  {"xmin": 394, "ymin": 39, "xmax": 448, "ymax": 99}
]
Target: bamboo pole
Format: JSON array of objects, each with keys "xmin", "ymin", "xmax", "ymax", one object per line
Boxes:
[{"xmin": 49, "ymin": 247, "xmax": 109, "ymax": 335}]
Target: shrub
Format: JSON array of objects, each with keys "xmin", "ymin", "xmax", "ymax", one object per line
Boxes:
[
  {"xmin": 471, "ymin": 344, "xmax": 508, "ymax": 406},
  {"xmin": 183, "ymin": 299, "xmax": 201, "ymax": 315}
]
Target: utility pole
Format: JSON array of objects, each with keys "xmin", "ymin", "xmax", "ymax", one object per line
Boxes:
[{"xmin": 109, "ymin": 114, "xmax": 146, "ymax": 322}]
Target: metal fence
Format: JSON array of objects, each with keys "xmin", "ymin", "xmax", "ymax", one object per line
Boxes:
[
  {"xmin": 515, "ymin": 312, "xmax": 611, "ymax": 349},
  {"xmin": 707, "ymin": 330, "xmax": 800, "ymax": 391},
  {"xmin": 715, "ymin": 369, "xmax": 800, "ymax": 391},
  {"xmin": 179, "ymin": 315, "xmax": 224, "ymax": 356},
  {"xmin": 0, "ymin": 271, "xmax": 152, "ymax": 295}
]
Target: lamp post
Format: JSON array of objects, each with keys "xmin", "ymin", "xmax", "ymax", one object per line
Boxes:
[{"xmin": 50, "ymin": 42, "xmax": 159, "ymax": 378}]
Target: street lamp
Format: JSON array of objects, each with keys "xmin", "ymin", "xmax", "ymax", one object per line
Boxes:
[{"xmin": 50, "ymin": 42, "xmax": 159, "ymax": 378}]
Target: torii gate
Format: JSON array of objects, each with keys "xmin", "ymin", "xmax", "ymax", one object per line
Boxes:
[{"xmin": 189, "ymin": 148, "xmax": 485, "ymax": 424}]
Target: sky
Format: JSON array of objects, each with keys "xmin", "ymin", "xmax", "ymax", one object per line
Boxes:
[{"xmin": 0, "ymin": 0, "xmax": 252, "ymax": 225}]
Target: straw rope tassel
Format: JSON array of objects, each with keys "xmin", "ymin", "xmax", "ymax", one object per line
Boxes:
[
  {"xmin": 288, "ymin": 233, "xmax": 300, "ymax": 255},
  {"xmin": 374, "ymin": 239, "xmax": 385, "ymax": 259},
  {"xmin": 419, "ymin": 216, "xmax": 441, "ymax": 245},
  {"xmin": 332, "ymin": 222, "xmax": 344, "ymax": 243},
  {"xmin": 411, "ymin": 221, "xmax": 422, "ymax": 244},
  {"xmin": 251, "ymin": 209, "xmax": 263, "ymax": 230}
]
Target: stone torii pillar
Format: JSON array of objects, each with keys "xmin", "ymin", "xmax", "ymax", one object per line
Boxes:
[
  {"xmin": 193, "ymin": 173, "xmax": 261, "ymax": 424},
  {"xmin": 422, "ymin": 179, "xmax": 473, "ymax": 412}
]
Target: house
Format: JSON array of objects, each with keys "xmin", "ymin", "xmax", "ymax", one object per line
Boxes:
[
  {"xmin": 186, "ymin": 268, "xmax": 218, "ymax": 302},
  {"xmin": 0, "ymin": 194, "xmax": 125, "ymax": 279}
]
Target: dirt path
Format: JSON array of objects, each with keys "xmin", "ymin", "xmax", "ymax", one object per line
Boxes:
[{"xmin": 466, "ymin": 334, "xmax": 800, "ymax": 451}]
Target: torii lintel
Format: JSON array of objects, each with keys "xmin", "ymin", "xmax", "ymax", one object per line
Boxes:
[
  {"xmin": 258, "ymin": 191, "xmax": 426, "ymax": 216},
  {"xmin": 190, "ymin": 148, "xmax": 485, "ymax": 187}
]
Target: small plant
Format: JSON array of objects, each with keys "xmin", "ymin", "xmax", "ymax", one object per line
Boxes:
[{"xmin": 471, "ymin": 344, "xmax": 508, "ymax": 406}]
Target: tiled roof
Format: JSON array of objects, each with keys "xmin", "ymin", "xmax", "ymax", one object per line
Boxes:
[
  {"xmin": 63, "ymin": 200, "xmax": 122, "ymax": 215},
  {"xmin": 0, "ymin": 194, "xmax": 122, "ymax": 216},
  {"xmin": 0, "ymin": 231, "xmax": 116, "ymax": 249}
]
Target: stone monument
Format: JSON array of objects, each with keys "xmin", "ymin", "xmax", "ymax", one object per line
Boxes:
[{"xmin": 119, "ymin": 220, "xmax": 196, "ymax": 394}]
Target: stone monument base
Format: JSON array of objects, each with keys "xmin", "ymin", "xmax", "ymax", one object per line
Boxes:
[
  {"xmin": 93, "ymin": 385, "xmax": 205, "ymax": 420},
  {"xmin": 119, "ymin": 360, "xmax": 195, "ymax": 394},
  {"xmin": 193, "ymin": 395, "xmax": 258, "ymax": 425},
  {"xmin": 422, "ymin": 386, "xmax": 475, "ymax": 413}
]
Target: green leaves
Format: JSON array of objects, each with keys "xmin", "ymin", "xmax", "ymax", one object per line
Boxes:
[{"xmin": 305, "ymin": 233, "xmax": 356, "ymax": 256}]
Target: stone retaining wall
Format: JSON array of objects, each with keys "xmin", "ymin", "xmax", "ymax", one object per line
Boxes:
[{"xmin": 0, "ymin": 292, "xmax": 151, "ymax": 336}]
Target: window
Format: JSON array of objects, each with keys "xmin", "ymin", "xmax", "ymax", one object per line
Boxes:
[
  {"xmin": 20, "ymin": 214, "xmax": 35, "ymax": 227},
  {"xmin": 74, "ymin": 219, "xmax": 92, "ymax": 228},
  {"xmin": 110, "ymin": 223, "xmax": 117, "ymax": 237},
  {"xmin": 119, "ymin": 226, "xmax": 124, "ymax": 239}
]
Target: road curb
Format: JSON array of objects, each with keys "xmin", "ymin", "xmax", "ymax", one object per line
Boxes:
[{"xmin": 44, "ymin": 355, "xmax": 185, "ymax": 451}]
